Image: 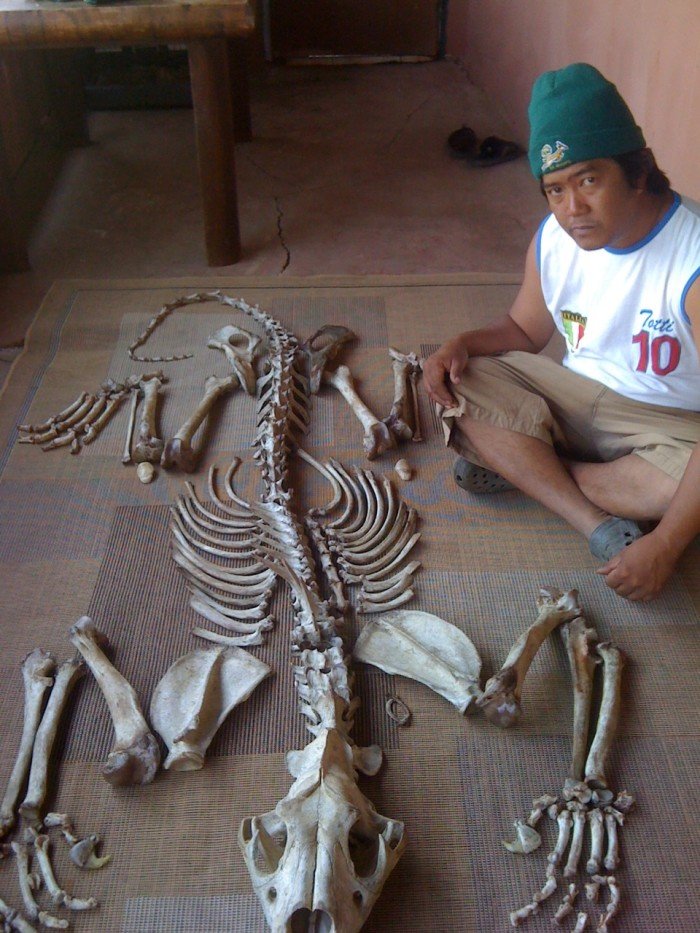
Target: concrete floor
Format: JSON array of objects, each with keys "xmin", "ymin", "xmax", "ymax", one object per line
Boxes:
[{"xmin": 0, "ymin": 60, "xmax": 547, "ymax": 364}]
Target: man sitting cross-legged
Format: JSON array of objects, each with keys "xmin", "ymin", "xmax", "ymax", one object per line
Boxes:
[{"xmin": 423, "ymin": 63, "xmax": 700, "ymax": 602}]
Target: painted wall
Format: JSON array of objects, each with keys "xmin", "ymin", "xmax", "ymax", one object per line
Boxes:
[{"xmin": 447, "ymin": 0, "xmax": 700, "ymax": 199}]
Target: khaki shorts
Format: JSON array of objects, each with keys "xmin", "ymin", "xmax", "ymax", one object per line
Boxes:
[{"xmin": 445, "ymin": 351, "xmax": 700, "ymax": 482}]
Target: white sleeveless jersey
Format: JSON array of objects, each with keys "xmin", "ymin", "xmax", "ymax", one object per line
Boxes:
[{"xmin": 537, "ymin": 193, "xmax": 700, "ymax": 411}]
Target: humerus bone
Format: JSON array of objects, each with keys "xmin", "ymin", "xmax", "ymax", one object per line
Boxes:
[
  {"xmin": 353, "ymin": 610, "xmax": 482, "ymax": 713},
  {"xmin": 478, "ymin": 587, "xmax": 581, "ymax": 728},
  {"xmin": 161, "ymin": 373, "xmax": 238, "ymax": 472},
  {"xmin": 208, "ymin": 324, "xmax": 261, "ymax": 395},
  {"xmin": 150, "ymin": 646, "xmax": 270, "ymax": 770},
  {"xmin": 69, "ymin": 617, "xmax": 160, "ymax": 786},
  {"xmin": 133, "ymin": 372, "xmax": 166, "ymax": 464},
  {"xmin": 323, "ymin": 365, "xmax": 395, "ymax": 460},
  {"xmin": 584, "ymin": 643, "xmax": 624, "ymax": 790},
  {"xmin": 20, "ymin": 656, "xmax": 85, "ymax": 826},
  {"xmin": 1, "ymin": 650, "xmax": 56, "ymax": 838}
]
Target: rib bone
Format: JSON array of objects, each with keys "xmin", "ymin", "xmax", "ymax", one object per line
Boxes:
[
  {"xmin": 69, "ymin": 617, "xmax": 160, "ymax": 786},
  {"xmin": 323, "ymin": 365, "xmax": 395, "ymax": 460},
  {"xmin": 584, "ymin": 643, "xmax": 625, "ymax": 790},
  {"xmin": 1, "ymin": 650, "xmax": 56, "ymax": 838},
  {"xmin": 161, "ymin": 373, "xmax": 238, "ymax": 472},
  {"xmin": 20, "ymin": 656, "xmax": 85, "ymax": 826},
  {"xmin": 478, "ymin": 588, "xmax": 581, "ymax": 727}
]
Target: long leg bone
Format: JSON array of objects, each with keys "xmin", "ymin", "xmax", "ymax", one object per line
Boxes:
[
  {"xmin": 478, "ymin": 588, "xmax": 581, "ymax": 727},
  {"xmin": 584, "ymin": 643, "xmax": 625, "ymax": 790},
  {"xmin": 561, "ymin": 617, "xmax": 599, "ymax": 801},
  {"xmin": 208, "ymin": 324, "xmax": 261, "ymax": 395},
  {"xmin": 161, "ymin": 373, "xmax": 238, "ymax": 472},
  {"xmin": 323, "ymin": 365, "xmax": 395, "ymax": 460},
  {"xmin": 20, "ymin": 656, "xmax": 85, "ymax": 827},
  {"xmin": 132, "ymin": 372, "xmax": 166, "ymax": 464},
  {"xmin": 382, "ymin": 348, "xmax": 420, "ymax": 442},
  {"xmin": 1, "ymin": 650, "xmax": 56, "ymax": 838},
  {"xmin": 69, "ymin": 617, "xmax": 160, "ymax": 786}
]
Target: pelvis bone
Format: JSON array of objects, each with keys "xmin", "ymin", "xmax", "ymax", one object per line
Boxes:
[{"xmin": 240, "ymin": 725, "xmax": 405, "ymax": 933}]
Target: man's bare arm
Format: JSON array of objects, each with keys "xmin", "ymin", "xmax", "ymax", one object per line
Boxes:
[
  {"xmin": 598, "ymin": 276, "xmax": 700, "ymax": 600},
  {"xmin": 423, "ymin": 235, "xmax": 556, "ymax": 405}
]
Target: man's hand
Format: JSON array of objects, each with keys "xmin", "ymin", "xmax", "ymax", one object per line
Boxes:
[
  {"xmin": 422, "ymin": 337, "xmax": 470, "ymax": 407},
  {"xmin": 596, "ymin": 532, "xmax": 677, "ymax": 601}
]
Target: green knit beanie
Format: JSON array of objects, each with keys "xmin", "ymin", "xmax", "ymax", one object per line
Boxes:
[{"xmin": 528, "ymin": 63, "xmax": 646, "ymax": 177}]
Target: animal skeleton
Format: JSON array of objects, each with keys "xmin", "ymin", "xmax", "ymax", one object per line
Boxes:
[
  {"xmin": 167, "ymin": 292, "xmax": 423, "ymax": 929},
  {"xmin": 500, "ymin": 591, "xmax": 634, "ymax": 930}
]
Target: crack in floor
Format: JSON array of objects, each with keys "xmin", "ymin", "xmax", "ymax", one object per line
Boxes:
[{"xmin": 274, "ymin": 196, "xmax": 291, "ymax": 273}]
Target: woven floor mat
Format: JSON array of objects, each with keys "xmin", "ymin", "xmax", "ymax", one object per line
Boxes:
[{"xmin": 0, "ymin": 276, "xmax": 698, "ymax": 931}]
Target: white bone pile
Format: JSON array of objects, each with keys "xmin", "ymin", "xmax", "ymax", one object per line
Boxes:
[
  {"xmin": 496, "ymin": 590, "xmax": 634, "ymax": 931},
  {"xmin": 0, "ymin": 652, "xmax": 111, "ymax": 931}
]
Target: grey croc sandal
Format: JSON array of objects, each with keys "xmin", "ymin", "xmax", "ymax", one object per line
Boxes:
[
  {"xmin": 588, "ymin": 517, "xmax": 643, "ymax": 562},
  {"xmin": 453, "ymin": 458, "xmax": 515, "ymax": 494}
]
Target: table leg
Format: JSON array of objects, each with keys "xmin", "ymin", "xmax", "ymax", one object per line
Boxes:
[
  {"xmin": 227, "ymin": 38, "xmax": 252, "ymax": 143},
  {"xmin": 187, "ymin": 37, "xmax": 241, "ymax": 267}
]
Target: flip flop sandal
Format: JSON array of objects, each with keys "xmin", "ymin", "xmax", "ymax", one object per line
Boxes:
[
  {"xmin": 588, "ymin": 517, "xmax": 643, "ymax": 562},
  {"xmin": 447, "ymin": 125, "xmax": 478, "ymax": 157},
  {"xmin": 453, "ymin": 458, "xmax": 515, "ymax": 494},
  {"xmin": 473, "ymin": 135, "xmax": 524, "ymax": 167}
]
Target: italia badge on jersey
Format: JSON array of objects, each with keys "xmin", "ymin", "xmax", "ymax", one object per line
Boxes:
[{"xmin": 561, "ymin": 310, "xmax": 587, "ymax": 351}]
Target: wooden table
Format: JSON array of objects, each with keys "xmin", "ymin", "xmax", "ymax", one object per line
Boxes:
[{"xmin": 0, "ymin": 0, "xmax": 255, "ymax": 267}]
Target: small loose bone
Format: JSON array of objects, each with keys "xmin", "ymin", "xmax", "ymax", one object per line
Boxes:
[
  {"xmin": 69, "ymin": 617, "xmax": 160, "ymax": 786},
  {"xmin": 20, "ymin": 656, "xmax": 85, "ymax": 827},
  {"xmin": 121, "ymin": 387, "xmax": 140, "ymax": 464},
  {"xmin": 597, "ymin": 876, "xmax": 620, "ymax": 932},
  {"xmin": 301, "ymin": 324, "xmax": 355, "ymax": 394},
  {"xmin": 1, "ymin": 650, "xmax": 56, "ymax": 838},
  {"xmin": 584, "ymin": 643, "xmax": 625, "ymax": 790},
  {"xmin": 208, "ymin": 324, "xmax": 261, "ymax": 395},
  {"xmin": 553, "ymin": 883, "xmax": 578, "ymax": 924},
  {"xmin": 383, "ymin": 348, "xmax": 420, "ymax": 442},
  {"xmin": 33, "ymin": 834, "xmax": 98, "ymax": 912},
  {"xmin": 323, "ymin": 365, "xmax": 395, "ymax": 460},
  {"xmin": 503, "ymin": 819, "xmax": 542, "ymax": 854},
  {"xmin": 548, "ymin": 808, "xmax": 573, "ymax": 867},
  {"xmin": 11, "ymin": 841, "xmax": 68, "ymax": 929},
  {"xmin": 478, "ymin": 588, "xmax": 581, "ymax": 728},
  {"xmin": 385, "ymin": 695, "xmax": 411, "ymax": 726},
  {"xmin": 510, "ymin": 875, "xmax": 558, "ymax": 927},
  {"xmin": 0, "ymin": 894, "xmax": 38, "ymax": 933},
  {"xmin": 563, "ymin": 804, "xmax": 587, "ymax": 878},
  {"xmin": 586, "ymin": 808, "xmax": 605, "ymax": 875},
  {"xmin": 161, "ymin": 373, "xmax": 238, "ymax": 472},
  {"xmin": 527, "ymin": 794, "xmax": 559, "ymax": 828},
  {"xmin": 561, "ymin": 616, "xmax": 599, "ymax": 796},
  {"xmin": 573, "ymin": 912, "xmax": 589, "ymax": 932},
  {"xmin": 133, "ymin": 373, "xmax": 165, "ymax": 464},
  {"xmin": 69, "ymin": 834, "xmax": 111, "ymax": 870},
  {"xmin": 394, "ymin": 458, "xmax": 411, "ymax": 481},
  {"xmin": 137, "ymin": 462, "xmax": 155, "ymax": 484},
  {"xmin": 603, "ymin": 808, "xmax": 624, "ymax": 871}
]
